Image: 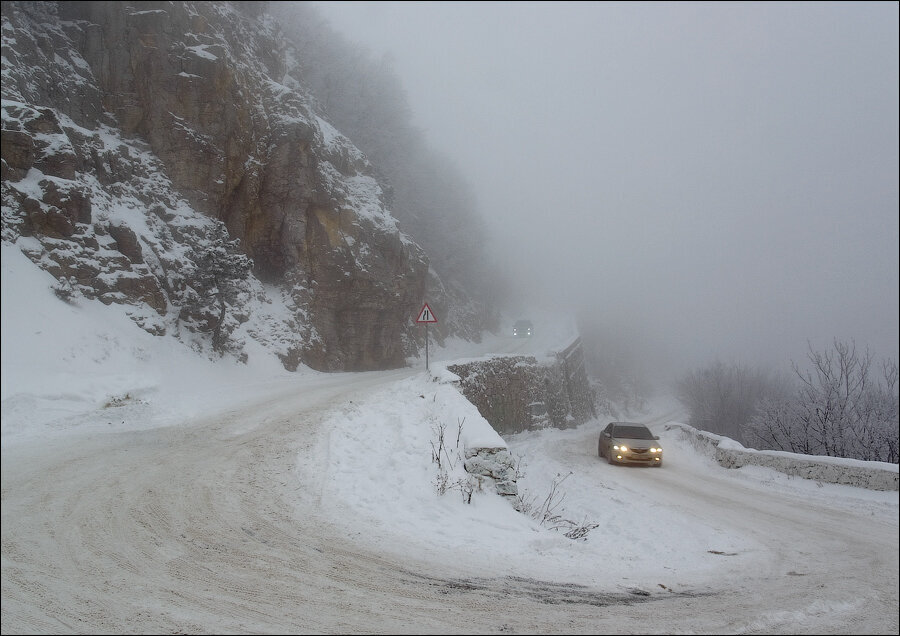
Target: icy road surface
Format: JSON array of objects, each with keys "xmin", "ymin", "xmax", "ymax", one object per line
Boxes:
[{"xmin": 2, "ymin": 326, "xmax": 897, "ymax": 634}]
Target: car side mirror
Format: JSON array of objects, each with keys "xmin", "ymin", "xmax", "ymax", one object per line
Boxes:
[
  {"xmin": 603, "ymin": 432, "xmax": 610, "ymax": 437},
  {"xmin": 653, "ymin": 435, "xmax": 660, "ymax": 440}
]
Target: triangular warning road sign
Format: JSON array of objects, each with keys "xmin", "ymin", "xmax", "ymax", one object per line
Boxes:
[{"xmin": 416, "ymin": 303, "xmax": 438, "ymax": 323}]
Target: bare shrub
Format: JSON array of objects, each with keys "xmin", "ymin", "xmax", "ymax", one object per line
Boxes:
[
  {"xmin": 432, "ymin": 418, "xmax": 477, "ymax": 501},
  {"xmin": 51, "ymin": 276, "xmax": 79, "ymax": 303},
  {"xmin": 675, "ymin": 361, "xmax": 790, "ymax": 444},
  {"xmin": 515, "ymin": 472, "xmax": 599, "ymax": 541},
  {"xmin": 747, "ymin": 340, "xmax": 899, "ymax": 463}
]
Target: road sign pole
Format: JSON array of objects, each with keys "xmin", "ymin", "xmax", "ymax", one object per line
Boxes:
[{"xmin": 416, "ymin": 303, "xmax": 437, "ymax": 372}]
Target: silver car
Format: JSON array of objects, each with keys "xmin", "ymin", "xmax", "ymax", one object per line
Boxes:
[{"xmin": 598, "ymin": 422, "xmax": 663, "ymax": 467}]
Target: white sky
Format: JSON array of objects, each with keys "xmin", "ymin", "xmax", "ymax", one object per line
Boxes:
[{"xmin": 310, "ymin": 1, "xmax": 900, "ymax": 379}]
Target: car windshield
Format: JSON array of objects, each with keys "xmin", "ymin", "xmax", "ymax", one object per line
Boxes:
[{"xmin": 613, "ymin": 425, "xmax": 654, "ymax": 439}]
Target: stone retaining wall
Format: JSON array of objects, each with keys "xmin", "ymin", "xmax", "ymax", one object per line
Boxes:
[
  {"xmin": 446, "ymin": 337, "xmax": 596, "ymax": 435},
  {"xmin": 666, "ymin": 422, "xmax": 899, "ymax": 491},
  {"xmin": 463, "ymin": 447, "xmax": 519, "ymax": 503}
]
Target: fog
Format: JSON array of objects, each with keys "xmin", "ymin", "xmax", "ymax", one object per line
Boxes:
[{"xmin": 310, "ymin": 1, "xmax": 899, "ymax": 383}]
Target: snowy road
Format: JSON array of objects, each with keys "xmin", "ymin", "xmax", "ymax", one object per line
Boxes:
[
  {"xmin": 2, "ymin": 357, "xmax": 898, "ymax": 634},
  {"xmin": 507, "ymin": 417, "xmax": 899, "ymax": 634}
]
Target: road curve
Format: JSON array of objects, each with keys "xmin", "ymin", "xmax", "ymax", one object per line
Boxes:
[
  {"xmin": 2, "ymin": 366, "xmax": 898, "ymax": 634},
  {"xmin": 528, "ymin": 419, "xmax": 898, "ymax": 634}
]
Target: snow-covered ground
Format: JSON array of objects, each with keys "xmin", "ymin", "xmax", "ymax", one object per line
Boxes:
[{"xmin": 2, "ymin": 242, "xmax": 898, "ymax": 634}]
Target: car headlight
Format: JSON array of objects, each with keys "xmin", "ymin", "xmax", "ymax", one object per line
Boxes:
[
  {"xmin": 613, "ymin": 444, "xmax": 628, "ymax": 452},
  {"xmin": 650, "ymin": 447, "xmax": 662, "ymax": 453}
]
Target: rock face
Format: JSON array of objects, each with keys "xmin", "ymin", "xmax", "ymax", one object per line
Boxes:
[
  {"xmin": 1, "ymin": 1, "xmax": 431, "ymax": 370},
  {"xmin": 447, "ymin": 338, "xmax": 597, "ymax": 434}
]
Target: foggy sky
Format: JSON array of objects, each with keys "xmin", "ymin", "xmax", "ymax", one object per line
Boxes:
[{"xmin": 310, "ymin": 1, "xmax": 899, "ymax": 380}]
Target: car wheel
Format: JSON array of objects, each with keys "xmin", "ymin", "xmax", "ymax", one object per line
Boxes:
[
  {"xmin": 598, "ymin": 440, "xmax": 603, "ymax": 457},
  {"xmin": 653, "ymin": 460, "xmax": 663, "ymax": 468},
  {"xmin": 607, "ymin": 451, "xmax": 615, "ymax": 465}
]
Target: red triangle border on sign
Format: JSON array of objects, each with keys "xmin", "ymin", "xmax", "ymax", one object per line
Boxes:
[{"xmin": 416, "ymin": 303, "xmax": 438, "ymax": 323}]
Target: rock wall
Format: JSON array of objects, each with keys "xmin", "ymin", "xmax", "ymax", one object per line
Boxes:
[
  {"xmin": 447, "ymin": 337, "xmax": 596, "ymax": 434},
  {"xmin": 667, "ymin": 422, "xmax": 899, "ymax": 491},
  {"xmin": 1, "ymin": 1, "xmax": 428, "ymax": 370},
  {"xmin": 555, "ymin": 337, "xmax": 595, "ymax": 425}
]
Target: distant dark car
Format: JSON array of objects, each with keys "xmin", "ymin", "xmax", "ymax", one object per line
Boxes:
[
  {"xmin": 598, "ymin": 422, "xmax": 663, "ymax": 467},
  {"xmin": 513, "ymin": 320, "xmax": 533, "ymax": 337}
]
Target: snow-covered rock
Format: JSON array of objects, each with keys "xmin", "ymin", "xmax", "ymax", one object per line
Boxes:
[{"xmin": 1, "ymin": 0, "xmax": 429, "ymax": 371}]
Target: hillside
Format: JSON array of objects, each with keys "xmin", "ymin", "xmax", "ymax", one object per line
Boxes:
[{"xmin": 1, "ymin": 0, "xmax": 495, "ymax": 371}]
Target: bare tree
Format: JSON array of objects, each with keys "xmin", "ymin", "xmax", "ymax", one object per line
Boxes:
[
  {"xmin": 746, "ymin": 340, "xmax": 899, "ymax": 463},
  {"xmin": 675, "ymin": 361, "xmax": 786, "ymax": 445}
]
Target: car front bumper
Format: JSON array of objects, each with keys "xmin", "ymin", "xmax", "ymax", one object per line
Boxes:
[{"xmin": 611, "ymin": 450, "xmax": 662, "ymax": 465}]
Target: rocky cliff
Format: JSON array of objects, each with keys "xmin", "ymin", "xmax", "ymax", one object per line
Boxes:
[{"xmin": 0, "ymin": 0, "xmax": 472, "ymax": 370}]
